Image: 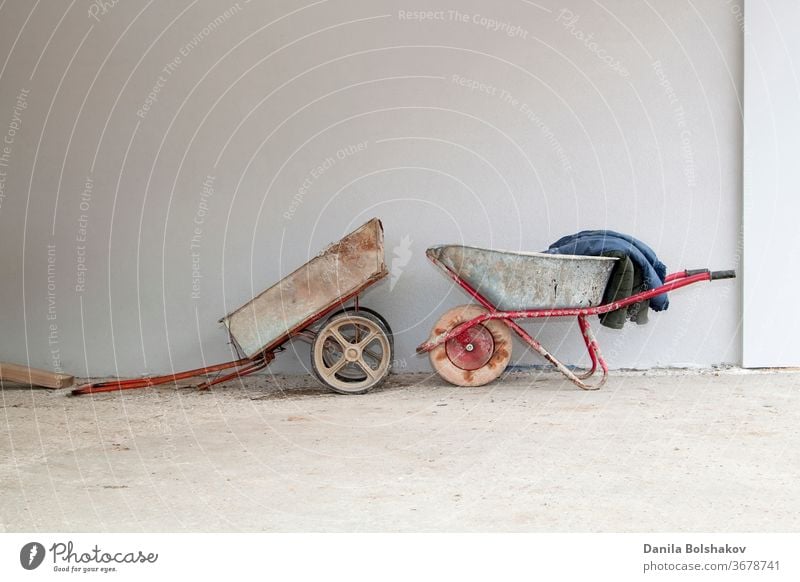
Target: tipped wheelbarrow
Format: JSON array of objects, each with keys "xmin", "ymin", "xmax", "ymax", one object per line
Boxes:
[
  {"xmin": 73, "ymin": 218, "xmax": 393, "ymax": 396},
  {"xmin": 416, "ymin": 245, "xmax": 735, "ymax": 390}
]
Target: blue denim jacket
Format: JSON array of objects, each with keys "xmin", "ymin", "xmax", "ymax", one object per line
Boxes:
[{"xmin": 545, "ymin": 230, "xmax": 669, "ymax": 311}]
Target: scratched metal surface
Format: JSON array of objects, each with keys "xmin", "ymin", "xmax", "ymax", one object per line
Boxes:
[
  {"xmin": 429, "ymin": 245, "xmax": 617, "ymax": 310},
  {"xmin": 222, "ymin": 218, "xmax": 386, "ymax": 358}
]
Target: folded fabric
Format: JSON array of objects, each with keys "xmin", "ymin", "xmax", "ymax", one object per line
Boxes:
[
  {"xmin": 597, "ymin": 250, "xmax": 650, "ymax": 329},
  {"xmin": 545, "ymin": 230, "xmax": 669, "ymax": 311}
]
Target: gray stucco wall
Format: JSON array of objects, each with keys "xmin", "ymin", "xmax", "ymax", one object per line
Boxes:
[{"xmin": 0, "ymin": 0, "xmax": 742, "ymax": 377}]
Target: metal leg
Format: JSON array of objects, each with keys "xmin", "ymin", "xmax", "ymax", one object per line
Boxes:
[
  {"xmin": 506, "ymin": 317, "xmax": 607, "ymax": 390},
  {"xmin": 576, "ymin": 316, "xmax": 598, "ymax": 380},
  {"xmin": 575, "ymin": 316, "xmax": 608, "ymax": 390}
]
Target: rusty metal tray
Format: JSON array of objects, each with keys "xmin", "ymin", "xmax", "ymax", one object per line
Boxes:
[
  {"xmin": 222, "ymin": 218, "xmax": 388, "ymax": 358},
  {"xmin": 428, "ymin": 244, "xmax": 617, "ymax": 310}
]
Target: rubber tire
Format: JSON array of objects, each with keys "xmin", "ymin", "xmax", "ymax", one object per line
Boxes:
[
  {"xmin": 320, "ymin": 308, "xmax": 394, "ymax": 380},
  {"xmin": 311, "ymin": 312, "xmax": 393, "ymax": 394},
  {"xmin": 428, "ymin": 304, "xmax": 512, "ymax": 387}
]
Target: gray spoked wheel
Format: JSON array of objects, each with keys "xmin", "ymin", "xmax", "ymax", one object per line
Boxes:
[
  {"xmin": 320, "ymin": 308, "xmax": 393, "ymax": 381},
  {"xmin": 312, "ymin": 312, "xmax": 393, "ymax": 394},
  {"xmin": 324, "ymin": 307, "xmax": 394, "ymax": 350}
]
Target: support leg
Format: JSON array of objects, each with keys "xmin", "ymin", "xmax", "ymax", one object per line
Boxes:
[
  {"xmin": 576, "ymin": 315, "xmax": 601, "ymax": 380},
  {"xmin": 504, "ymin": 319, "xmax": 606, "ymax": 390},
  {"xmin": 576, "ymin": 315, "xmax": 608, "ymax": 389}
]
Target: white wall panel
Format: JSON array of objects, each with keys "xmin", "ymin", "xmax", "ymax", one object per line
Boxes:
[
  {"xmin": 0, "ymin": 1, "xmax": 742, "ymax": 375},
  {"xmin": 744, "ymin": 0, "xmax": 800, "ymax": 367}
]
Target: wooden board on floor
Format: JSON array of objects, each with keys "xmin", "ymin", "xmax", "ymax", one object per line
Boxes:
[{"xmin": 0, "ymin": 362, "xmax": 74, "ymax": 389}]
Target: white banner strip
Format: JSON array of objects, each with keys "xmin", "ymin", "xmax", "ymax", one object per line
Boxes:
[{"xmin": 1, "ymin": 533, "xmax": 798, "ymax": 581}]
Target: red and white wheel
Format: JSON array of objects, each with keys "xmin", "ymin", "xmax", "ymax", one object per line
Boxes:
[{"xmin": 428, "ymin": 304, "xmax": 512, "ymax": 387}]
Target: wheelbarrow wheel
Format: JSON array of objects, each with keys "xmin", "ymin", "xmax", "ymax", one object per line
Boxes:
[
  {"xmin": 312, "ymin": 311, "xmax": 393, "ymax": 394},
  {"xmin": 428, "ymin": 304, "xmax": 512, "ymax": 387},
  {"xmin": 320, "ymin": 308, "xmax": 394, "ymax": 381},
  {"xmin": 323, "ymin": 307, "xmax": 394, "ymax": 355}
]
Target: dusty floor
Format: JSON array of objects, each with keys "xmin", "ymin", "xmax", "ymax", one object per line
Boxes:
[{"xmin": 1, "ymin": 369, "xmax": 798, "ymax": 532}]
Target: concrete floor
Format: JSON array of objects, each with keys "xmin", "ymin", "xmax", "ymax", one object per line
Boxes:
[{"xmin": 1, "ymin": 369, "xmax": 798, "ymax": 532}]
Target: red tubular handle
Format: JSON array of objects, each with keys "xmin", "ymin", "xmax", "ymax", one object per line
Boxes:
[
  {"xmin": 71, "ymin": 358, "xmax": 253, "ymax": 395},
  {"xmin": 665, "ymin": 269, "xmax": 736, "ymax": 283}
]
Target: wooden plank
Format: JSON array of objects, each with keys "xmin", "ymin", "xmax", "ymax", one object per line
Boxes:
[{"xmin": 0, "ymin": 362, "xmax": 74, "ymax": 389}]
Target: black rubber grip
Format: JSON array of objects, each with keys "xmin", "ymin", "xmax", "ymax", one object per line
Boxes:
[
  {"xmin": 710, "ymin": 270, "xmax": 736, "ymax": 280},
  {"xmin": 684, "ymin": 269, "xmax": 710, "ymax": 277}
]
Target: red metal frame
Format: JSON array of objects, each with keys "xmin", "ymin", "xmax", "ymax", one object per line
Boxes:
[
  {"xmin": 71, "ymin": 357, "xmax": 265, "ymax": 395},
  {"xmin": 71, "ymin": 289, "xmax": 372, "ymax": 396},
  {"xmin": 417, "ymin": 257, "xmax": 732, "ymax": 390}
]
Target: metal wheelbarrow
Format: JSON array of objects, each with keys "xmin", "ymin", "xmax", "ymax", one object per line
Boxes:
[
  {"xmin": 416, "ymin": 244, "xmax": 735, "ymax": 390},
  {"xmin": 74, "ymin": 218, "xmax": 393, "ymax": 395}
]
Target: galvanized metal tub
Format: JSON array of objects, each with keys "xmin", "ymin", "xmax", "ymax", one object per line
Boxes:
[
  {"xmin": 428, "ymin": 245, "xmax": 617, "ymax": 310},
  {"xmin": 222, "ymin": 218, "xmax": 387, "ymax": 358}
]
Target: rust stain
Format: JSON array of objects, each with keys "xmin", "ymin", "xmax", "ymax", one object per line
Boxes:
[
  {"xmin": 222, "ymin": 218, "xmax": 386, "ymax": 357},
  {"xmin": 462, "ymin": 370, "xmax": 474, "ymax": 383},
  {"xmin": 434, "ymin": 327, "xmax": 446, "ymax": 336},
  {"xmin": 487, "ymin": 345, "xmax": 509, "ymax": 369},
  {"xmin": 431, "ymin": 245, "xmax": 616, "ymax": 310}
]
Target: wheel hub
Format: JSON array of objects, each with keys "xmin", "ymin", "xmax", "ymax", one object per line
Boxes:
[{"xmin": 445, "ymin": 324, "xmax": 494, "ymax": 371}]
